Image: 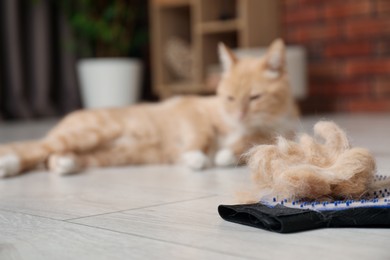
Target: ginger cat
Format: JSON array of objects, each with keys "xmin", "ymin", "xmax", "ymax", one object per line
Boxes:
[{"xmin": 0, "ymin": 39, "xmax": 298, "ymax": 177}]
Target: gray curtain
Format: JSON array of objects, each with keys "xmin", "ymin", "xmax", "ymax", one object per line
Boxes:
[{"xmin": 0, "ymin": 0, "xmax": 81, "ymax": 120}]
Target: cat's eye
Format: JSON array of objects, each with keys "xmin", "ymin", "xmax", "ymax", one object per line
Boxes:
[
  {"xmin": 249, "ymin": 94, "xmax": 262, "ymax": 101},
  {"xmin": 227, "ymin": 96, "xmax": 234, "ymax": 101}
]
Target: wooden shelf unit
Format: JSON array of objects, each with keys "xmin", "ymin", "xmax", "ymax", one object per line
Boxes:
[
  {"xmin": 150, "ymin": 0, "xmax": 280, "ymax": 98},
  {"xmin": 197, "ymin": 19, "xmax": 242, "ymax": 34}
]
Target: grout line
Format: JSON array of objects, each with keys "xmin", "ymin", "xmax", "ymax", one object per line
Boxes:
[
  {"xmin": 69, "ymin": 221, "xmax": 253, "ymax": 260},
  {"xmin": 0, "ymin": 194, "xmax": 217, "ymax": 223},
  {"xmin": 0, "ymin": 208, "xmax": 65, "ymax": 222},
  {"xmin": 119, "ymin": 194, "xmax": 219, "ymax": 213},
  {"xmin": 63, "ymin": 194, "xmax": 218, "ymax": 221}
]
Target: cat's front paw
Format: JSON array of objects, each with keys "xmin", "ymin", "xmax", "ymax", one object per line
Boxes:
[
  {"xmin": 48, "ymin": 154, "xmax": 79, "ymax": 175},
  {"xmin": 181, "ymin": 150, "xmax": 210, "ymax": 170},
  {"xmin": 0, "ymin": 154, "xmax": 21, "ymax": 178},
  {"xmin": 215, "ymin": 149, "xmax": 237, "ymax": 167}
]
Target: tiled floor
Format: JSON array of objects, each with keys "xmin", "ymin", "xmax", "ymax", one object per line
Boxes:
[{"xmin": 0, "ymin": 114, "xmax": 389, "ymax": 260}]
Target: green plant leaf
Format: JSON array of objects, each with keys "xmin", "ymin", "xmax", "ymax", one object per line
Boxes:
[{"xmin": 53, "ymin": 0, "xmax": 147, "ymax": 57}]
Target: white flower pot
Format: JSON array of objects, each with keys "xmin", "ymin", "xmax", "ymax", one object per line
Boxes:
[{"xmin": 77, "ymin": 58, "xmax": 142, "ymax": 108}]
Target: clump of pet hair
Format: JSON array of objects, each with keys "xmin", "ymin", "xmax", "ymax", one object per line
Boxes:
[{"xmin": 245, "ymin": 121, "xmax": 388, "ymax": 202}]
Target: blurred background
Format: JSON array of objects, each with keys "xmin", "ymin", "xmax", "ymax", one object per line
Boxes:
[{"xmin": 0, "ymin": 0, "xmax": 389, "ymax": 121}]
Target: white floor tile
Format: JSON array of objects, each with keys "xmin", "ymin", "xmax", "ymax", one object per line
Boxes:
[
  {"xmin": 0, "ymin": 210, "xmax": 242, "ymax": 260},
  {"xmin": 70, "ymin": 196, "xmax": 390, "ymax": 260},
  {"xmin": 0, "ymin": 170, "xmax": 214, "ymax": 220}
]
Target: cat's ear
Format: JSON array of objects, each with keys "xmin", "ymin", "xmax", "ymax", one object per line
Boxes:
[
  {"xmin": 263, "ymin": 38, "xmax": 286, "ymax": 79},
  {"xmin": 218, "ymin": 42, "xmax": 237, "ymax": 72}
]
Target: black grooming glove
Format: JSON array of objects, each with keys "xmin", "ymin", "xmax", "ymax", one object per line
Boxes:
[{"xmin": 218, "ymin": 203, "xmax": 390, "ymax": 233}]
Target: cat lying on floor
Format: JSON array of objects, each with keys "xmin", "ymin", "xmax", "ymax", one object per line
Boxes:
[{"xmin": 0, "ymin": 39, "xmax": 298, "ymax": 177}]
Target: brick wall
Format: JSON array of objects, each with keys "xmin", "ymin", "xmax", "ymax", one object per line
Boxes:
[{"xmin": 282, "ymin": 0, "xmax": 390, "ymax": 113}]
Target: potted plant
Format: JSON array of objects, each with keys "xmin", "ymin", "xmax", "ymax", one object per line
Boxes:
[{"xmin": 57, "ymin": 0, "xmax": 147, "ymax": 108}]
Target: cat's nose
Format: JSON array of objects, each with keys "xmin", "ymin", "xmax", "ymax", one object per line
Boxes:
[
  {"xmin": 238, "ymin": 111, "xmax": 247, "ymax": 120},
  {"xmin": 238, "ymin": 105, "xmax": 249, "ymax": 120}
]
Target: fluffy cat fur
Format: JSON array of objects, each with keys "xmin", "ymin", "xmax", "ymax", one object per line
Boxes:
[
  {"xmin": 0, "ymin": 39, "xmax": 298, "ymax": 177},
  {"xmin": 244, "ymin": 121, "xmax": 390, "ymax": 202}
]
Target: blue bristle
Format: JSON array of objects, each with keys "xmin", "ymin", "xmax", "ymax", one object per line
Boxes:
[{"xmin": 267, "ymin": 182, "xmax": 390, "ymax": 211}]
